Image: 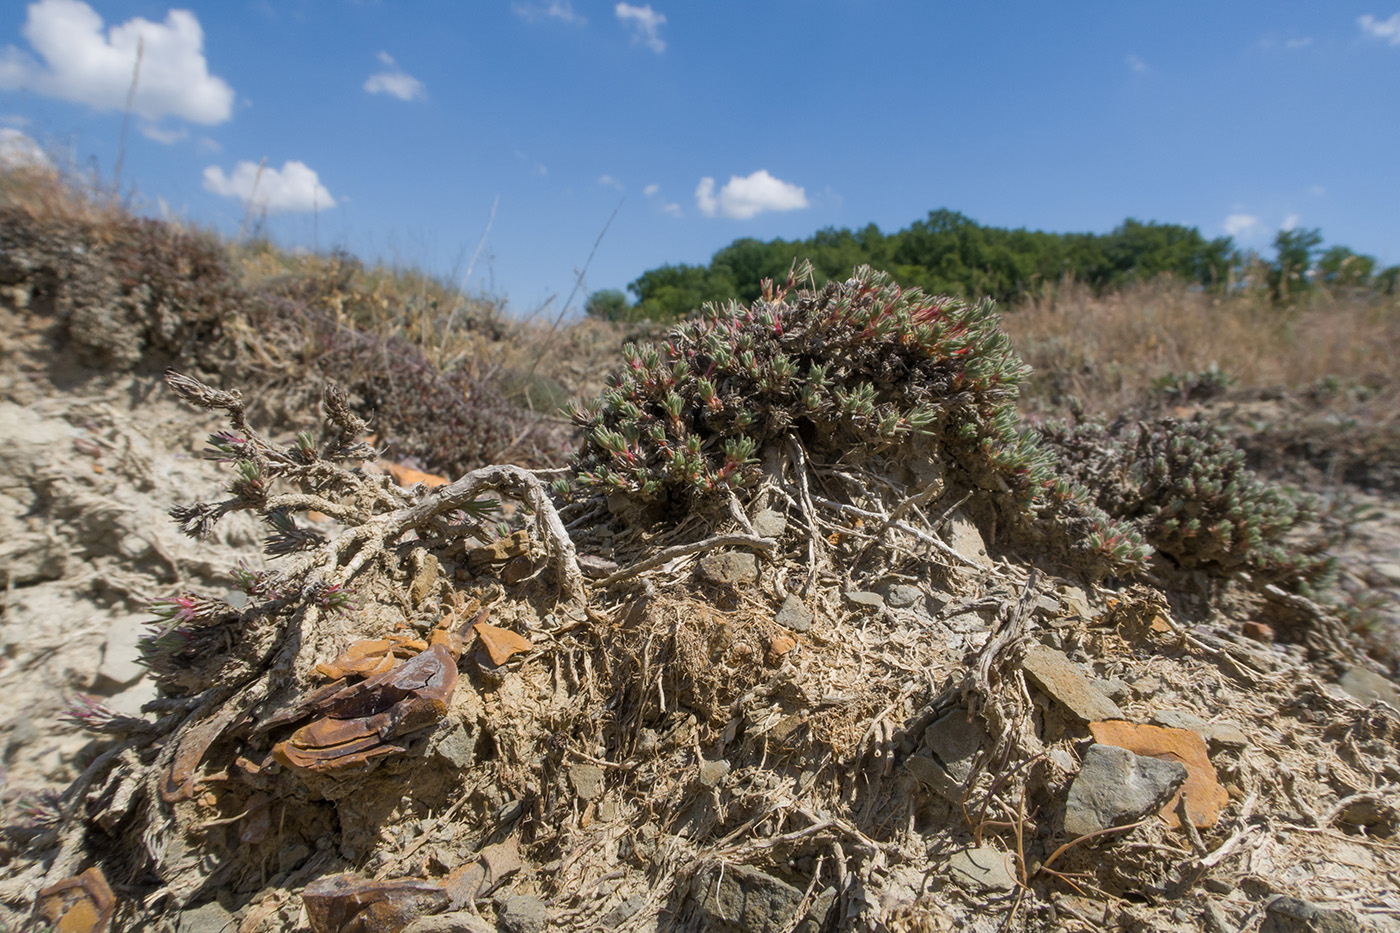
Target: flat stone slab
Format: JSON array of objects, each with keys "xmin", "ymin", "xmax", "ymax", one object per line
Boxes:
[
  {"xmin": 1089, "ymin": 720, "xmax": 1230, "ymax": 829},
  {"xmin": 691, "ymin": 863, "xmax": 832, "ymax": 933},
  {"xmin": 1151, "ymin": 708, "xmax": 1249, "ymax": 750},
  {"xmin": 924, "ymin": 710, "xmax": 986, "ymax": 783},
  {"xmin": 1260, "ymin": 896, "xmax": 1362, "ymax": 933},
  {"xmin": 1064, "ymin": 743, "xmax": 1186, "ymax": 837},
  {"xmin": 775, "ymin": 595, "xmax": 813, "ymax": 633},
  {"xmin": 947, "ymin": 846, "xmax": 1017, "ymax": 893},
  {"xmin": 946, "ymin": 508, "xmax": 992, "ymax": 569},
  {"xmin": 1022, "ymin": 645, "xmax": 1124, "ymax": 722},
  {"xmin": 1336, "ymin": 666, "xmax": 1399, "ymax": 708},
  {"xmin": 698, "ymin": 551, "xmax": 759, "ymax": 586}
]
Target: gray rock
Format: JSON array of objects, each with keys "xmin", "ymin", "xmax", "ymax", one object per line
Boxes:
[
  {"xmin": 905, "ymin": 753, "xmax": 961, "ymax": 803},
  {"xmin": 431, "ymin": 717, "xmax": 478, "ymax": 769},
  {"xmin": 494, "ymin": 894, "xmax": 549, "ymax": 933},
  {"xmin": 98, "ymin": 615, "xmax": 147, "ymax": 688},
  {"xmin": 775, "ymin": 595, "xmax": 813, "ymax": 633},
  {"xmin": 924, "ymin": 711, "xmax": 985, "ymax": 783},
  {"xmin": 691, "ymin": 864, "xmax": 832, "ymax": 933},
  {"xmin": 570, "ymin": 763, "xmax": 605, "ymax": 800},
  {"xmin": 1151, "ymin": 709, "xmax": 1249, "ymax": 750},
  {"xmin": 845, "ymin": 589, "xmax": 885, "ymax": 609},
  {"xmin": 1370, "ymin": 561, "xmax": 1400, "ymax": 587},
  {"xmin": 177, "ymin": 901, "xmax": 236, "ymax": 933},
  {"xmin": 698, "ymin": 758, "xmax": 731, "ymax": 788},
  {"xmin": 600, "ymin": 896, "xmax": 647, "ymax": 927},
  {"xmin": 1336, "ymin": 667, "xmax": 1400, "ymax": 708},
  {"xmin": 1059, "ymin": 585, "xmax": 1094, "ymax": 619},
  {"xmin": 752, "ymin": 509, "xmax": 788, "ymax": 539},
  {"xmin": 402, "ymin": 912, "xmax": 497, "ymax": 933},
  {"xmin": 1260, "ymin": 896, "xmax": 1361, "ymax": 933},
  {"xmin": 698, "ymin": 551, "xmax": 760, "ymax": 586},
  {"xmin": 882, "ymin": 584, "xmax": 927, "ymax": 611},
  {"xmin": 946, "ymin": 508, "xmax": 992, "ymax": 569},
  {"xmin": 1064, "ymin": 744, "xmax": 1187, "ymax": 836},
  {"xmin": 946, "ymin": 846, "xmax": 1017, "ymax": 893},
  {"xmin": 1022, "ymin": 645, "xmax": 1124, "ymax": 722}
]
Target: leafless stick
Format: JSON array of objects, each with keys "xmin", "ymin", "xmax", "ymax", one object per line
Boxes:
[{"xmin": 596, "ymin": 533, "xmax": 777, "ymax": 589}]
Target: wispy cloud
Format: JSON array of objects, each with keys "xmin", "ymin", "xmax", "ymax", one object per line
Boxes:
[
  {"xmin": 643, "ymin": 183, "xmax": 660, "ymax": 197},
  {"xmin": 1358, "ymin": 13, "xmax": 1400, "ymax": 45},
  {"xmin": 695, "ymin": 170, "xmax": 809, "ymax": 220},
  {"xmin": 515, "ymin": 150, "xmax": 547, "ymax": 176},
  {"xmin": 203, "ymin": 159, "xmax": 335, "ymax": 214},
  {"xmin": 1308, "ymin": 184, "xmax": 1326, "ymax": 197},
  {"xmin": 1259, "ymin": 34, "xmax": 1313, "ymax": 51},
  {"xmin": 615, "ymin": 3, "xmax": 666, "ymax": 53},
  {"xmin": 513, "ymin": 1, "xmax": 585, "ymax": 25},
  {"xmin": 0, "ymin": 0, "xmax": 234, "ymax": 128},
  {"xmin": 597, "ymin": 174, "xmax": 623, "ymax": 190},
  {"xmin": 140, "ymin": 123, "xmax": 187, "ymax": 144},
  {"xmin": 364, "ymin": 52, "xmax": 425, "ymax": 101},
  {"xmin": 0, "ymin": 128, "xmax": 51, "ymax": 169},
  {"xmin": 1126, "ymin": 54, "xmax": 1149, "ymax": 73},
  {"xmin": 1223, "ymin": 213, "xmax": 1259, "ymax": 237},
  {"xmin": 1281, "ymin": 213, "xmax": 1300, "ymax": 232},
  {"xmin": 661, "ymin": 201, "xmax": 682, "ymax": 217}
]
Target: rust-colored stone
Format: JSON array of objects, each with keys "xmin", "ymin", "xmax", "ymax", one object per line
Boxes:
[
  {"xmin": 37, "ymin": 867, "xmax": 116, "ymax": 933},
  {"xmin": 1242, "ymin": 621, "xmax": 1275, "ymax": 643},
  {"xmin": 472, "ymin": 622, "xmax": 533, "ymax": 667},
  {"xmin": 766, "ymin": 632, "xmax": 797, "ymax": 665},
  {"xmin": 303, "ymin": 872, "xmax": 449, "ymax": 933},
  {"xmin": 1089, "ymin": 720, "xmax": 1229, "ymax": 829},
  {"xmin": 379, "ymin": 461, "xmax": 451, "ymax": 490}
]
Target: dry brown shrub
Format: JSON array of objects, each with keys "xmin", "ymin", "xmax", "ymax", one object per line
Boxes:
[{"xmin": 1005, "ymin": 277, "xmax": 1400, "ymax": 413}]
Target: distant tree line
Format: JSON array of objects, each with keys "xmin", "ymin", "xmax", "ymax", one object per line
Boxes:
[{"xmin": 585, "ymin": 209, "xmax": 1398, "ymax": 322}]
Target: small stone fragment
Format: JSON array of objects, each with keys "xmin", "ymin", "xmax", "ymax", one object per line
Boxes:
[
  {"xmin": 1260, "ymin": 896, "xmax": 1361, "ymax": 933},
  {"xmin": 1335, "ymin": 666, "xmax": 1400, "ymax": 708},
  {"xmin": 493, "ymin": 894, "xmax": 549, "ymax": 933},
  {"xmin": 98, "ymin": 616, "xmax": 146, "ymax": 688},
  {"xmin": 766, "ymin": 632, "xmax": 797, "ymax": 665},
  {"xmin": 569, "ymin": 763, "xmax": 605, "ymax": 800},
  {"xmin": 946, "ymin": 508, "xmax": 993, "ymax": 569},
  {"xmin": 472, "ymin": 622, "xmax": 533, "ymax": 666},
  {"xmin": 946, "ymin": 846, "xmax": 1017, "ymax": 893},
  {"xmin": 692, "ymin": 863, "xmax": 831, "ymax": 933},
  {"xmin": 401, "ymin": 912, "xmax": 496, "ymax": 933},
  {"xmin": 1022, "ymin": 645, "xmax": 1124, "ymax": 722},
  {"xmin": 923, "ymin": 710, "xmax": 986, "ymax": 783},
  {"xmin": 501, "ymin": 555, "xmax": 534, "ymax": 586},
  {"xmin": 1063, "ymin": 744, "xmax": 1187, "ymax": 836},
  {"xmin": 698, "ymin": 758, "xmax": 731, "ymax": 787},
  {"xmin": 752, "ymin": 508, "xmax": 787, "ymax": 539},
  {"xmin": 1150, "ymin": 709, "xmax": 1249, "ymax": 751},
  {"xmin": 467, "ymin": 530, "xmax": 530, "ymax": 568},
  {"xmin": 1089, "ymin": 720, "xmax": 1230, "ymax": 829},
  {"xmin": 845, "ymin": 589, "xmax": 885, "ymax": 609},
  {"xmin": 905, "ymin": 753, "xmax": 961, "ymax": 803},
  {"xmin": 1059, "ymin": 585, "xmax": 1094, "ymax": 619},
  {"xmin": 698, "ymin": 550, "xmax": 759, "ymax": 586},
  {"xmin": 303, "ymin": 873, "xmax": 450, "ymax": 933},
  {"xmin": 177, "ymin": 900, "xmax": 236, "ymax": 933},
  {"xmin": 882, "ymin": 584, "xmax": 927, "ymax": 611},
  {"xmin": 775, "ymin": 595, "xmax": 813, "ymax": 632}
]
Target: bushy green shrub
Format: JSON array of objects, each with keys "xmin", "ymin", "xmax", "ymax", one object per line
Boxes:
[
  {"xmin": 1043, "ymin": 415, "xmax": 1335, "ymax": 590},
  {"xmin": 562, "ymin": 264, "xmax": 1151, "ymax": 575}
]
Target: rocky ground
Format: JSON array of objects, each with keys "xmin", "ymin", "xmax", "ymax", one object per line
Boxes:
[{"xmin": 0, "ymin": 249, "xmax": 1398, "ymax": 932}]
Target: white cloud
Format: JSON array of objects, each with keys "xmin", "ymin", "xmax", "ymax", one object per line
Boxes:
[
  {"xmin": 597, "ymin": 174, "xmax": 623, "ymax": 190},
  {"xmin": 1358, "ymin": 13, "xmax": 1400, "ymax": 45},
  {"xmin": 0, "ymin": 128, "xmax": 51, "ymax": 169},
  {"xmin": 1126, "ymin": 54, "xmax": 1149, "ymax": 73},
  {"xmin": 514, "ymin": 150, "xmax": 547, "ymax": 176},
  {"xmin": 202, "ymin": 160, "xmax": 334, "ymax": 214},
  {"xmin": 1308, "ymin": 184, "xmax": 1326, "ymax": 196},
  {"xmin": 1281, "ymin": 213, "xmax": 1300, "ymax": 232},
  {"xmin": 0, "ymin": 0, "xmax": 233, "ymax": 125},
  {"xmin": 661, "ymin": 201, "xmax": 681, "ymax": 217},
  {"xmin": 643, "ymin": 183, "xmax": 660, "ymax": 197},
  {"xmin": 695, "ymin": 170, "xmax": 809, "ymax": 220},
  {"xmin": 1223, "ymin": 213, "xmax": 1259, "ymax": 237},
  {"xmin": 364, "ymin": 52, "xmax": 425, "ymax": 101},
  {"xmin": 615, "ymin": 3, "xmax": 666, "ymax": 53},
  {"xmin": 140, "ymin": 122, "xmax": 187, "ymax": 144},
  {"xmin": 513, "ymin": 1, "xmax": 585, "ymax": 25},
  {"xmin": 1285, "ymin": 37, "xmax": 1313, "ymax": 49}
]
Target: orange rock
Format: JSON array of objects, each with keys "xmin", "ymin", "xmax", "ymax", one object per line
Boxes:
[
  {"xmin": 473, "ymin": 621, "xmax": 534, "ymax": 666},
  {"xmin": 379, "ymin": 460, "xmax": 450, "ymax": 489},
  {"xmin": 1242, "ymin": 621, "xmax": 1275, "ymax": 643},
  {"xmin": 1089, "ymin": 720, "xmax": 1229, "ymax": 829},
  {"xmin": 37, "ymin": 867, "xmax": 116, "ymax": 933},
  {"xmin": 766, "ymin": 632, "xmax": 797, "ymax": 665}
]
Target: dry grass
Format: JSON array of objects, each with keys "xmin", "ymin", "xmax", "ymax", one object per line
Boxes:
[{"xmin": 1005, "ymin": 277, "xmax": 1400, "ymax": 414}]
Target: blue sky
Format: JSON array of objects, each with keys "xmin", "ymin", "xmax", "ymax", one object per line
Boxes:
[{"xmin": 2, "ymin": 1, "xmax": 1398, "ymax": 314}]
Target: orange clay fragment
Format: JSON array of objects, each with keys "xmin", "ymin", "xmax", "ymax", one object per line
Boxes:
[
  {"xmin": 472, "ymin": 621, "xmax": 533, "ymax": 666},
  {"xmin": 1089, "ymin": 720, "xmax": 1230, "ymax": 829},
  {"xmin": 37, "ymin": 867, "xmax": 116, "ymax": 933},
  {"xmin": 273, "ymin": 643, "xmax": 458, "ymax": 777},
  {"xmin": 378, "ymin": 460, "xmax": 451, "ymax": 489},
  {"xmin": 313, "ymin": 636, "xmax": 427, "ymax": 681}
]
